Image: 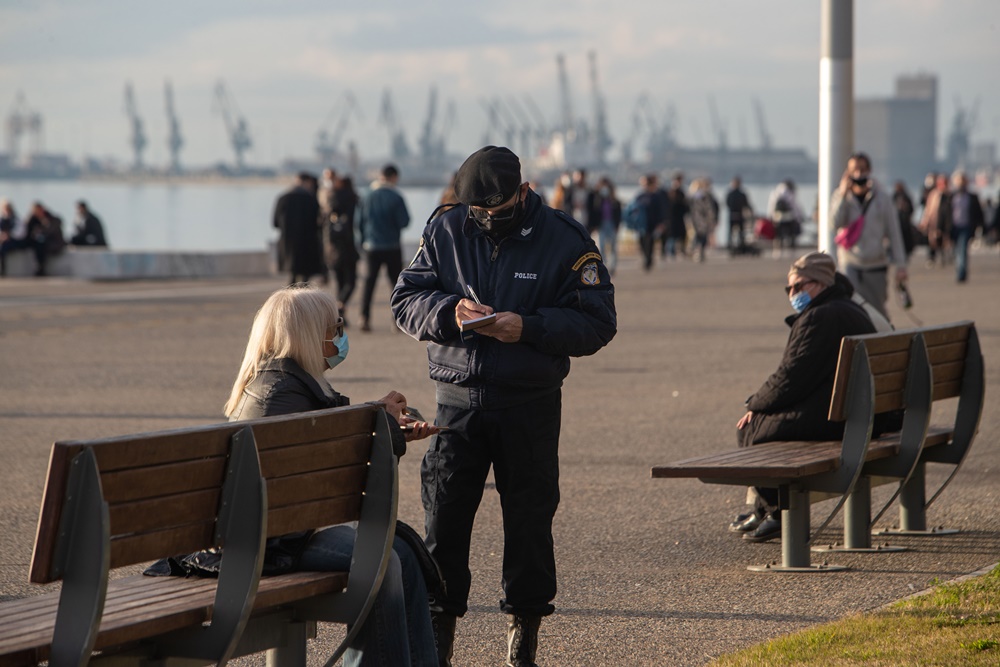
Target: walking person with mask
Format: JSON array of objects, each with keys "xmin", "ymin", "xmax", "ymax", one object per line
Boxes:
[{"xmin": 391, "ymin": 146, "xmax": 617, "ymax": 667}]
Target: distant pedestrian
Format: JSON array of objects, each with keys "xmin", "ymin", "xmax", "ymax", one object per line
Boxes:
[
  {"xmin": 918, "ymin": 173, "xmax": 951, "ymax": 266},
  {"xmin": 588, "ymin": 176, "xmax": 622, "ymax": 274},
  {"xmin": 664, "ymin": 171, "xmax": 689, "ymax": 258},
  {"xmin": 767, "ymin": 179, "xmax": 804, "ymax": 256},
  {"xmin": 726, "ymin": 176, "xmax": 753, "ymax": 253},
  {"xmin": 948, "ymin": 170, "xmax": 984, "ymax": 283},
  {"xmin": 70, "ymin": 200, "xmax": 108, "ymax": 247},
  {"xmin": 687, "ymin": 178, "xmax": 717, "ymax": 263},
  {"xmin": 0, "ymin": 199, "xmax": 28, "ymax": 277},
  {"xmin": 25, "ymin": 202, "xmax": 66, "ymax": 277},
  {"xmin": 627, "ymin": 174, "xmax": 667, "ymax": 271},
  {"xmin": 566, "ymin": 168, "xmax": 590, "ymax": 223},
  {"xmin": 891, "ymin": 182, "xmax": 915, "ymax": 260},
  {"xmin": 829, "ymin": 152, "xmax": 908, "ymax": 319},
  {"xmin": 274, "ymin": 172, "xmax": 325, "ymax": 285},
  {"xmin": 328, "ymin": 175, "xmax": 361, "ymax": 325},
  {"xmin": 358, "ymin": 164, "xmax": 410, "ymax": 332}
]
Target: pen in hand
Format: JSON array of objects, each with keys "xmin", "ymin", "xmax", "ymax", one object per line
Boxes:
[{"xmin": 466, "ymin": 284, "xmax": 482, "ymax": 305}]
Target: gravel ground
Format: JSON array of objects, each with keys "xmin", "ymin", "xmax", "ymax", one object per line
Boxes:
[{"xmin": 1, "ymin": 244, "xmax": 997, "ymax": 666}]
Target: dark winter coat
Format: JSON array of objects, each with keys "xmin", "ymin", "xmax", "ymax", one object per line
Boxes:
[
  {"xmin": 738, "ymin": 279, "xmax": 876, "ymax": 446},
  {"xmin": 391, "ymin": 189, "xmax": 617, "ymax": 410},
  {"xmin": 273, "ymin": 186, "xmax": 325, "ymax": 277}
]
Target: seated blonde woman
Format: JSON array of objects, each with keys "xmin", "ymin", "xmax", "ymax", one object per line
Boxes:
[{"xmin": 224, "ymin": 285, "xmax": 439, "ymax": 667}]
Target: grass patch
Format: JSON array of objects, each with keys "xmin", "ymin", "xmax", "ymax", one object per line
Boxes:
[{"xmin": 711, "ymin": 564, "xmax": 1000, "ymax": 666}]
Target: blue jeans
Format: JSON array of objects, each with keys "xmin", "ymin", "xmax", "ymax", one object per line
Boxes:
[
  {"xmin": 597, "ymin": 220, "xmax": 618, "ymax": 274},
  {"xmin": 297, "ymin": 525, "xmax": 437, "ymax": 667}
]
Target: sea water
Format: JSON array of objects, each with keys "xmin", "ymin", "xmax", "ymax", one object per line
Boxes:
[{"xmin": 0, "ymin": 179, "xmax": 818, "ymax": 252}]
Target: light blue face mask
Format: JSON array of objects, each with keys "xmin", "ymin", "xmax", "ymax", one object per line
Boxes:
[
  {"xmin": 325, "ymin": 333, "xmax": 349, "ymax": 369},
  {"xmin": 790, "ymin": 291, "xmax": 812, "ymax": 313}
]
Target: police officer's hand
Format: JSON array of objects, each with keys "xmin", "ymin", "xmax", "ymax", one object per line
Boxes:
[
  {"xmin": 455, "ymin": 298, "xmax": 493, "ymax": 328},
  {"xmin": 478, "ymin": 312, "xmax": 523, "ymax": 343},
  {"xmin": 737, "ymin": 410, "xmax": 753, "ymax": 430}
]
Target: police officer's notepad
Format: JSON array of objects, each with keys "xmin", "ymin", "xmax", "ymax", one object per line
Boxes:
[{"xmin": 460, "ymin": 313, "xmax": 497, "ymax": 332}]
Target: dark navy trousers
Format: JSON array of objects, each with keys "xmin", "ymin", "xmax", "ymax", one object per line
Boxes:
[{"xmin": 421, "ymin": 390, "xmax": 561, "ymax": 618}]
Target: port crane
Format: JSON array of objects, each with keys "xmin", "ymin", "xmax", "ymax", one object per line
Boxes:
[
  {"xmin": 212, "ymin": 81, "xmax": 252, "ymax": 170},
  {"xmin": 707, "ymin": 95, "xmax": 728, "ymax": 152},
  {"xmin": 752, "ymin": 97, "xmax": 772, "ymax": 151},
  {"xmin": 124, "ymin": 82, "xmax": 147, "ymax": 170},
  {"xmin": 588, "ymin": 50, "xmax": 612, "ymax": 163},
  {"xmin": 164, "ymin": 80, "xmax": 183, "ymax": 173},
  {"xmin": 5, "ymin": 92, "xmax": 43, "ymax": 163},
  {"xmin": 418, "ymin": 86, "xmax": 456, "ymax": 167},
  {"xmin": 378, "ymin": 89, "xmax": 411, "ymax": 161},
  {"xmin": 315, "ymin": 92, "xmax": 361, "ymax": 166}
]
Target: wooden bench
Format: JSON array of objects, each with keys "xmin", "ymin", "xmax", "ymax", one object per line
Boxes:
[
  {"xmin": 652, "ymin": 332, "xmax": 930, "ymax": 572},
  {"xmin": 0, "ymin": 403, "xmax": 401, "ymax": 667}
]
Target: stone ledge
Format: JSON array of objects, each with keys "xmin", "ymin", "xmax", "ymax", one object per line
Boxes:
[{"xmin": 2, "ymin": 247, "xmax": 275, "ymax": 279}]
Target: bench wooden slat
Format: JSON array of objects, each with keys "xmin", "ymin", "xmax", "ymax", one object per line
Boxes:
[
  {"xmin": 258, "ymin": 436, "xmax": 371, "ymax": 480},
  {"xmin": 108, "ymin": 489, "xmax": 221, "ymax": 537},
  {"xmin": 249, "ymin": 407, "xmax": 375, "ymax": 451},
  {"xmin": 268, "ymin": 496, "xmax": 362, "ymax": 538},
  {"xmin": 101, "ymin": 457, "xmax": 228, "ymax": 504},
  {"xmin": 267, "ymin": 465, "xmax": 367, "ymax": 509}
]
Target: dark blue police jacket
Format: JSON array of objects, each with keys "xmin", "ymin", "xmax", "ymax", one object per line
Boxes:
[{"xmin": 391, "ymin": 189, "xmax": 617, "ymax": 410}]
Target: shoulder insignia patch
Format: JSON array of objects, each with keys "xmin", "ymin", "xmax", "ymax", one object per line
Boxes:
[
  {"xmin": 580, "ymin": 262, "xmax": 600, "ymax": 286},
  {"xmin": 572, "ymin": 251, "xmax": 603, "ymax": 271}
]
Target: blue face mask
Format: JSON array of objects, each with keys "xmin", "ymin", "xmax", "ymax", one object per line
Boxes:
[
  {"xmin": 790, "ymin": 291, "xmax": 812, "ymax": 313},
  {"xmin": 325, "ymin": 333, "xmax": 349, "ymax": 369}
]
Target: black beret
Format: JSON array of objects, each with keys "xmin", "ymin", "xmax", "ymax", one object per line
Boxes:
[{"xmin": 454, "ymin": 146, "xmax": 521, "ymax": 208}]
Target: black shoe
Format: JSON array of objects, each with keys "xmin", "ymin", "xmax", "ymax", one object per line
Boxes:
[
  {"xmin": 743, "ymin": 514, "xmax": 781, "ymax": 542},
  {"xmin": 506, "ymin": 615, "xmax": 541, "ymax": 667},
  {"xmin": 431, "ymin": 611, "xmax": 456, "ymax": 667},
  {"xmin": 729, "ymin": 510, "xmax": 764, "ymax": 533}
]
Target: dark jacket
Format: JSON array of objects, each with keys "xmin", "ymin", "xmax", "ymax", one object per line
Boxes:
[
  {"xmin": 587, "ymin": 194, "xmax": 622, "ymax": 232},
  {"xmin": 228, "ymin": 357, "xmax": 348, "ymax": 420},
  {"xmin": 71, "ymin": 212, "xmax": 108, "ymax": 247},
  {"xmin": 741, "ymin": 279, "xmax": 876, "ymax": 445},
  {"xmin": 273, "ymin": 186, "xmax": 325, "ymax": 277},
  {"xmin": 391, "ymin": 189, "xmax": 617, "ymax": 410}
]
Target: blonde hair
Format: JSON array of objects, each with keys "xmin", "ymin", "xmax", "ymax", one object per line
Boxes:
[{"xmin": 224, "ymin": 285, "xmax": 340, "ymax": 417}]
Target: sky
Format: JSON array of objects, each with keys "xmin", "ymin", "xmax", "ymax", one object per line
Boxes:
[{"xmin": 1, "ymin": 0, "xmax": 998, "ymax": 171}]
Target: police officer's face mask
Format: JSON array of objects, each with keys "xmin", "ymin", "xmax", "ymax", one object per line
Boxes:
[{"xmin": 468, "ymin": 187, "xmax": 524, "ymax": 237}]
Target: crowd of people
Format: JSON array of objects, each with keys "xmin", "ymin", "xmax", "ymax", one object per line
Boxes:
[
  {"xmin": 0, "ymin": 199, "xmax": 108, "ymax": 276},
  {"xmin": 274, "ymin": 165, "xmax": 410, "ymax": 333}
]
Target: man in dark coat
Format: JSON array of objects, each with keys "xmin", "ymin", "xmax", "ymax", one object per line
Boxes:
[
  {"xmin": 732, "ymin": 251, "xmax": 877, "ymax": 542},
  {"xmin": 273, "ymin": 172, "xmax": 325, "ymax": 285}
]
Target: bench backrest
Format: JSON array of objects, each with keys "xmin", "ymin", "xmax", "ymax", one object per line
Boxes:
[{"xmin": 30, "ymin": 403, "xmax": 380, "ymax": 584}]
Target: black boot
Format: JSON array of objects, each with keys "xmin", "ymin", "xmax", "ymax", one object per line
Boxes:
[
  {"xmin": 506, "ymin": 615, "xmax": 541, "ymax": 667},
  {"xmin": 431, "ymin": 611, "xmax": 456, "ymax": 667}
]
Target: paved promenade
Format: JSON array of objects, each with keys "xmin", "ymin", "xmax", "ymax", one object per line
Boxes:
[{"xmin": 1, "ymin": 246, "xmax": 998, "ymax": 665}]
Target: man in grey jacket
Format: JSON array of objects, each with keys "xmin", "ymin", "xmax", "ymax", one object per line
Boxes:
[{"xmin": 830, "ymin": 152, "xmax": 908, "ymax": 319}]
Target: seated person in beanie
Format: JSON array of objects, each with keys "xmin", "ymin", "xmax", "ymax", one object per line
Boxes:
[{"xmin": 732, "ymin": 251, "xmax": 884, "ymax": 543}]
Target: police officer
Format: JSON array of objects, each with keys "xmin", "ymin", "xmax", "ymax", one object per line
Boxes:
[{"xmin": 391, "ymin": 146, "xmax": 617, "ymax": 667}]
